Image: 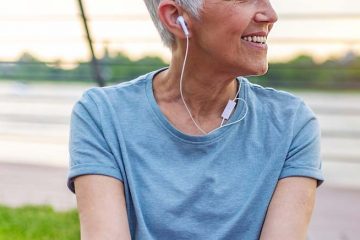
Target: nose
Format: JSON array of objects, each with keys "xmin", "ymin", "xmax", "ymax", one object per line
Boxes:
[{"xmin": 254, "ymin": 0, "xmax": 278, "ymax": 24}]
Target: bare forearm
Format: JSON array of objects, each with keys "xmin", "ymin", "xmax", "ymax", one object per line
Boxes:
[{"xmin": 75, "ymin": 175, "xmax": 131, "ymax": 240}]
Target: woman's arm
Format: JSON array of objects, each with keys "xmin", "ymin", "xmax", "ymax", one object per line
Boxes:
[
  {"xmin": 74, "ymin": 175, "xmax": 131, "ymax": 240},
  {"xmin": 260, "ymin": 177, "xmax": 317, "ymax": 240}
]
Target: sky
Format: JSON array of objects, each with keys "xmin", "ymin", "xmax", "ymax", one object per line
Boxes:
[{"xmin": 0, "ymin": 0, "xmax": 359, "ymax": 64}]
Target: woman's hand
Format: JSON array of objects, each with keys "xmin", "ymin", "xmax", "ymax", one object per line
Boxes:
[
  {"xmin": 260, "ymin": 177, "xmax": 317, "ymax": 240},
  {"xmin": 74, "ymin": 175, "xmax": 131, "ymax": 240}
]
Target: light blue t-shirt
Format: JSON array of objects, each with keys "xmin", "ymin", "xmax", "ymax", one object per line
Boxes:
[{"xmin": 67, "ymin": 69, "xmax": 324, "ymax": 240}]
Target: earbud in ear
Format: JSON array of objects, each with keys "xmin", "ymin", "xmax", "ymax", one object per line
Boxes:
[{"xmin": 176, "ymin": 16, "xmax": 189, "ymax": 37}]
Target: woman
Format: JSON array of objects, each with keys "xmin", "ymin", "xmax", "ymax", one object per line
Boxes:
[{"xmin": 67, "ymin": 0, "xmax": 324, "ymax": 239}]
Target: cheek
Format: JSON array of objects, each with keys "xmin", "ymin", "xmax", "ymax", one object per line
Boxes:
[{"xmin": 195, "ymin": 27, "xmax": 228, "ymax": 55}]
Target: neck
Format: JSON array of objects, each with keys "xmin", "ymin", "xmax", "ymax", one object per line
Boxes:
[
  {"xmin": 153, "ymin": 41, "xmax": 241, "ymax": 134},
  {"xmin": 154, "ymin": 62, "xmax": 238, "ymax": 119}
]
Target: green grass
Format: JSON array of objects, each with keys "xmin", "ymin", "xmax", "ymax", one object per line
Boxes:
[{"xmin": 0, "ymin": 205, "xmax": 80, "ymax": 240}]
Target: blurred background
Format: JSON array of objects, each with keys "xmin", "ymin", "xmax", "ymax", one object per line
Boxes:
[{"xmin": 0, "ymin": 0, "xmax": 359, "ymax": 239}]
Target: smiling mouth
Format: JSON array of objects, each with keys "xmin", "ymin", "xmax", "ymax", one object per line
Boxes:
[{"xmin": 241, "ymin": 36, "xmax": 267, "ymax": 44}]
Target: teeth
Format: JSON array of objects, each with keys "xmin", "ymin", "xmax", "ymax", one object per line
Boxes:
[{"xmin": 242, "ymin": 36, "xmax": 267, "ymax": 44}]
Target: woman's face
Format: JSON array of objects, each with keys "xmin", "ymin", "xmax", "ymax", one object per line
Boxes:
[{"xmin": 190, "ymin": 0, "xmax": 278, "ymax": 76}]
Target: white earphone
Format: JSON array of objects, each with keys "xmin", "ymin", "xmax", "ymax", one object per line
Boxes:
[{"xmin": 176, "ymin": 16, "xmax": 189, "ymax": 37}]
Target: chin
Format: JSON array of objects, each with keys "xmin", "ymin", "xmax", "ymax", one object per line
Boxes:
[
  {"xmin": 255, "ymin": 64, "xmax": 269, "ymax": 75},
  {"xmin": 242, "ymin": 63, "xmax": 268, "ymax": 77}
]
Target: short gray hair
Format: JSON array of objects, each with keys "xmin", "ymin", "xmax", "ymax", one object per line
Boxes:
[{"xmin": 143, "ymin": 0, "xmax": 204, "ymax": 48}]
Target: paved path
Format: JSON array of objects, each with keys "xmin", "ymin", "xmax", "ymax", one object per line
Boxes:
[
  {"xmin": 309, "ymin": 186, "xmax": 360, "ymax": 240},
  {"xmin": 0, "ymin": 162, "xmax": 359, "ymax": 240},
  {"xmin": 0, "ymin": 162, "xmax": 76, "ymax": 211}
]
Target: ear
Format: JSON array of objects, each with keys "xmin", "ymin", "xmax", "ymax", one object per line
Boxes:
[{"xmin": 158, "ymin": 0, "xmax": 191, "ymax": 39}]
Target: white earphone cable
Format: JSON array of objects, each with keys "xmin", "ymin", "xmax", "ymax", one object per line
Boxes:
[
  {"xmin": 179, "ymin": 34, "xmax": 248, "ymax": 135},
  {"xmin": 180, "ymin": 35, "xmax": 208, "ymax": 134}
]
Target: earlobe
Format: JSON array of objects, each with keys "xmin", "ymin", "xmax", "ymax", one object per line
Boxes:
[{"xmin": 157, "ymin": 0, "xmax": 191, "ymax": 39}]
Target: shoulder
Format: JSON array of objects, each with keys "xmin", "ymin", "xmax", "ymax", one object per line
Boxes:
[
  {"xmin": 84, "ymin": 73, "xmax": 149, "ymax": 101},
  {"xmin": 243, "ymin": 78, "xmax": 310, "ymax": 115},
  {"xmin": 244, "ymin": 78, "xmax": 301, "ymax": 106},
  {"xmin": 71, "ymin": 72, "xmax": 153, "ymax": 123},
  {"xmin": 75, "ymin": 71, "xmax": 156, "ymax": 112},
  {"xmin": 242, "ymin": 78, "xmax": 317, "ymax": 133}
]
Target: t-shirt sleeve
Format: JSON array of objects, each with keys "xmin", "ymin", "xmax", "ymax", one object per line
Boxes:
[
  {"xmin": 279, "ymin": 100, "xmax": 324, "ymax": 187},
  {"xmin": 67, "ymin": 89, "xmax": 123, "ymax": 193}
]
